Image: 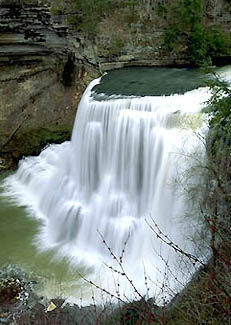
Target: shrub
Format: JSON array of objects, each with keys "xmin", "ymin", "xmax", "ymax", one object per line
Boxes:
[{"xmin": 163, "ymin": 0, "xmax": 231, "ymax": 65}]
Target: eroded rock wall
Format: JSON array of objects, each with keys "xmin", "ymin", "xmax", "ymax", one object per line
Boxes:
[
  {"xmin": 66, "ymin": 0, "xmax": 231, "ymax": 71},
  {"xmin": 0, "ymin": 0, "xmax": 98, "ymax": 168},
  {"xmin": 0, "ymin": 0, "xmax": 231, "ymax": 168}
]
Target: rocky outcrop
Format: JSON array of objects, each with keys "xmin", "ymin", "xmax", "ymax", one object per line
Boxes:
[
  {"xmin": 0, "ymin": 1, "xmax": 99, "ymax": 169},
  {"xmin": 0, "ymin": 61, "xmax": 98, "ymax": 168},
  {"xmin": 70, "ymin": 34, "xmax": 189, "ymax": 72},
  {"xmin": 67, "ymin": 0, "xmax": 231, "ymax": 71},
  {"xmin": 0, "ymin": 0, "xmax": 68, "ymax": 65},
  {"xmin": 0, "ymin": 0, "xmax": 231, "ymax": 168}
]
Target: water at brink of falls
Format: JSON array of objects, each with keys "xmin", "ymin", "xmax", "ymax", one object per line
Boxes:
[{"xmin": 3, "ymin": 71, "xmax": 218, "ymax": 304}]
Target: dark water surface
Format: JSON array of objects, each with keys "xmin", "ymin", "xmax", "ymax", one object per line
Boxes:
[{"xmin": 93, "ymin": 67, "xmax": 208, "ymax": 98}]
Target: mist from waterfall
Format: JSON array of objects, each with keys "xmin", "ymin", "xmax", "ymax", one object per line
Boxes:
[{"xmin": 3, "ymin": 74, "xmax": 213, "ymax": 304}]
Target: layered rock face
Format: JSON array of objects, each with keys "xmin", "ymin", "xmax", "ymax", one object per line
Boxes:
[
  {"xmin": 0, "ymin": 0, "xmax": 98, "ymax": 168},
  {"xmin": 0, "ymin": 0, "xmax": 67, "ymax": 65},
  {"xmin": 0, "ymin": 0, "xmax": 231, "ymax": 168}
]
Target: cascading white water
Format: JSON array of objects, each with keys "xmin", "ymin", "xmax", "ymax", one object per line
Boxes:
[{"xmin": 3, "ymin": 76, "xmax": 213, "ymax": 304}]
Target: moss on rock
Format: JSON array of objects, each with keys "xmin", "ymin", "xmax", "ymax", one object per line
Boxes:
[{"xmin": 6, "ymin": 126, "xmax": 72, "ymax": 159}]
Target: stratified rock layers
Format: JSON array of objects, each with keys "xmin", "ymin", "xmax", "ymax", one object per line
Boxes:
[
  {"xmin": 0, "ymin": 0, "xmax": 230, "ymax": 168},
  {"xmin": 0, "ymin": 1, "xmax": 98, "ymax": 167}
]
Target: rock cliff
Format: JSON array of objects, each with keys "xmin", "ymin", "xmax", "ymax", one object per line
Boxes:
[
  {"xmin": 0, "ymin": 0, "xmax": 98, "ymax": 168},
  {"xmin": 0, "ymin": 0, "xmax": 230, "ymax": 168}
]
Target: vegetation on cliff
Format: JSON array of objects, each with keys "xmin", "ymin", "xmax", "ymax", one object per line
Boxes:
[
  {"xmin": 164, "ymin": 0, "xmax": 231, "ymax": 65},
  {"xmin": 49, "ymin": 0, "xmax": 231, "ymax": 64},
  {"xmin": 1, "ymin": 1, "xmax": 231, "ymax": 324},
  {"xmin": 4, "ymin": 0, "xmax": 231, "ymax": 65},
  {"xmin": 161, "ymin": 74, "xmax": 231, "ymax": 324}
]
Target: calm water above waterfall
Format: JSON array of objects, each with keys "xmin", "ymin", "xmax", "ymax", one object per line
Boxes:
[
  {"xmin": 93, "ymin": 67, "xmax": 207, "ymax": 98},
  {"xmin": 1, "ymin": 67, "xmax": 230, "ymax": 305}
]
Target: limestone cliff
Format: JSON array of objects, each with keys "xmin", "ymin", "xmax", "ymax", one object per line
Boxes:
[
  {"xmin": 0, "ymin": 0, "xmax": 98, "ymax": 168},
  {"xmin": 56, "ymin": 0, "xmax": 231, "ymax": 70},
  {"xmin": 0, "ymin": 0, "xmax": 230, "ymax": 168}
]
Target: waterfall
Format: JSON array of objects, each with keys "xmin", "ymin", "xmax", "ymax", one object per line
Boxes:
[{"xmin": 3, "ymin": 77, "xmax": 212, "ymax": 304}]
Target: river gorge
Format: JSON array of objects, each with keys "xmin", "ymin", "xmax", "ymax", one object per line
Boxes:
[
  {"xmin": 0, "ymin": 1, "xmax": 231, "ymax": 323},
  {"xmin": 1, "ymin": 66, "xmax": 231, "ymax": 307}
]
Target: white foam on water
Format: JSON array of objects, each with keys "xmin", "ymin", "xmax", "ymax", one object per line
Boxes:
[{"xmin": 3, "ymin": 75, "xmax": 214, "ymax": 305}]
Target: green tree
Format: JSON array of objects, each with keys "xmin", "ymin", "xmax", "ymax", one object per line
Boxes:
[{"xmin": 164, "ymin": 0, "xmax": 231, "ymax": 65}]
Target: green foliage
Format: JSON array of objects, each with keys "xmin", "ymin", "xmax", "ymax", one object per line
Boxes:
[
  {"xmin": 156, "ymin": 3, "xmax": 167, "ymax": 18},
  {"xmin": 178, "ymin": 0, "xmax": 203, "ymax": 28},
  {"xmin": 206, "ymin": 26, "xmax": 231, "ymax": 57},
  {"xmin": 205, "ymin": 75, "xmax": 231, "ymax": 147},
  {"xmin": 70, "ymin": 0, "xmax": 106, "ymax": 34},
  {"xmin": 189, "ymin": 26, "xmax": 231, "ymax": 65},
  {"xmin": 53, "ymin": 0, "xmax": 140, "ymax": 35},
  {"xmin": 108, "ymin": 37, "xmax": 125, "ymax": 57},
  {"xmin": 51, "ymin": 0, "xmax": 230, "ymax": 61},
  {"xmin": 164, "ymin": 0, "xmax": 231, "ymax": 66},
  {"xmin": 164, "ymin": 0, "xmax": 204, "ymax": 61}
]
